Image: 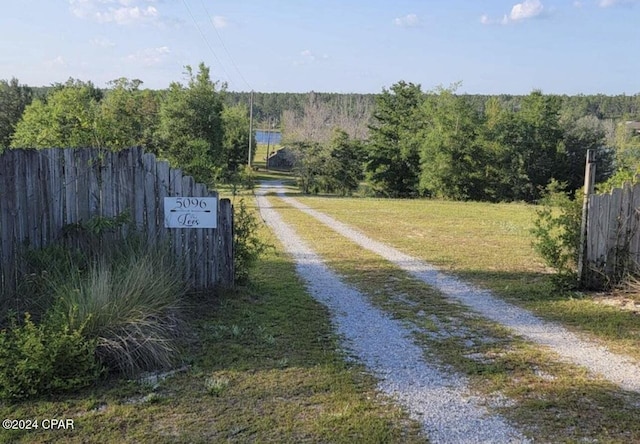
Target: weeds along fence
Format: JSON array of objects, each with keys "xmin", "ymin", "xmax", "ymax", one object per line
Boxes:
[
  {"xmin": 584, "ymin": 180, "xmax": 640, "ymax": 287},
  {"xmin": 0, "ymin": 147, "xmax": 233, "ymax": 299}
]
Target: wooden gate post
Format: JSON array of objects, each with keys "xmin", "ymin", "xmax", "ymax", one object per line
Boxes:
[{"xmin": 578, "ymin": 149, "xmax": 596, "ymax": 286}]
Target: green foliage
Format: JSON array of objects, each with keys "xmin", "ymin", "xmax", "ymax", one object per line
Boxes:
[
  {"xmin": 156, "ymin": 63, "xmax": 225, "ymax": 185},
  {"xmin": 560, "ymin": 116, "xmax": 613, "ymax": 191},
  {"xmin": 291, "ymin": 141, "xmax": 327, "ymax": 194},
  {"xmin": 325, "ymin": 129, "xmax": 366, "ymax": 196},
  {"xmin": 50, "ymin": 247, "xmax": 186, "ymax": 376},
  {"xmin": 531, "ymin": 181, "xmax": 582, "ymax": 285},
  {"xmin": 11, "ymin": 79, "xmax": 100, "ymax": 148},
  {"xmin": 363, "ymin": 84, "xmax": 615, "ymax": 202},
  {"xmin": 7, "ymin": 244, "xmax": 87, "ymax": 324},
  {"xmin": 221, "ymin": 104, "xmax": 254, "ymax": 180},
  {"xmin": 233, "ymin": 199, "xmax": 270, "ymax": 283},
  {"xmin": 366, "ymin": 81, "xmax": 424, "ymax": 197},
  {"xmin": 0, "ymin": 77, "xmax": 32, "ymax": 149},
  {"xmin": 96, "ymin": 78, "xmax": 160, "ymax": 152},
  {"xmin": 11, "ymin": 214, "xmax": 188, "ymax": 378},
  {"xmin": 419, "ymin": 85, "xmax": 489, "ymax": 200},
  {"xmin": 599, "ymin": 122, "xmax": 640, "ymax": 192},
  {"xmin": 0, "ymin": 312, "xmax": 102, "ymax": 400},
  {"xmin": 291, "ymin": 130, "xmax": 365, "ymax": 196}
]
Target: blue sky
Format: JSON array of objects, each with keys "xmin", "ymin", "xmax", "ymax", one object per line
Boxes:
[{"xmin": 1, "ymin": 0, "xmax": 639, "ymax": 94}]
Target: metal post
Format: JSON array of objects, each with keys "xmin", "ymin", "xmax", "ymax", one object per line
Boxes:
[{"xmin": 578, "ymin": 149, "xmax": 596, "ymax": 286}]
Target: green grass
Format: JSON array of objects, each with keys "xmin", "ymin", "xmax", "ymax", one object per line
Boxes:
[
  {"xmin": 286, "ymin": 195, "xmax": 640, "ymax": 362},
  {"xmin": 270, "ymin": 194, "xmax": 640, "ymax": 443},
  {"xmin": 0, "ymin": 197, "xmax": 424, "ymax": 443}
]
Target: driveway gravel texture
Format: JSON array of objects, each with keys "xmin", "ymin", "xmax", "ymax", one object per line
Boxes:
[
  {"xmin": 256, "ymin": 183, "xmax": 529, "ymax": 443},
  {"xmin": 256, "ymin": 181, "xmax": 640, "ymax": 442}
]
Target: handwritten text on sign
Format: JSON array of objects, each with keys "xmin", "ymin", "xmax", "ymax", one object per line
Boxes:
[{"xmin": 164, "ymin": 197, "xmax": 218, "ymax": 228}]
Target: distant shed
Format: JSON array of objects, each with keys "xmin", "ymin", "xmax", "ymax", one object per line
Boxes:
[
  {"xmin": 625, "ymin": 121, "xmax": 640, "ymax": 135},
  {"xmin": 267, "ymin": 147, "xmax": 296, "ymax": 171}
]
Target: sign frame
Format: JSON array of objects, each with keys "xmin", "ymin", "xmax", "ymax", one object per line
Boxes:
[{"xmin": 163, "ymin": 197, "xmax": 218, "ymax": 229}]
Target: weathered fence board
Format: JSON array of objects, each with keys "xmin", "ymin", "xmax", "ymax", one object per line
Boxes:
[
  {"xmin": 585, "ymin": 180, "xmax": 640, "ymax": 285},
  {"xmin": 0, "ymin": 147, "xmax": 233, "ymax": 300}
]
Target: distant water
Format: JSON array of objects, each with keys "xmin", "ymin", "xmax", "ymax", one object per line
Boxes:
[{"xmin": 255, "ymin": 130, "xmax": 282, "ymax": 145}]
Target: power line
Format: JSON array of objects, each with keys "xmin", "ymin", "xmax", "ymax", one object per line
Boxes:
[
  {"xmin": 180, "ymin": 0, "xmax": 233, "ymax": 87},
  {"xmin": 199, "ymin": 0, "xmax": 253, "ymax": 92}
]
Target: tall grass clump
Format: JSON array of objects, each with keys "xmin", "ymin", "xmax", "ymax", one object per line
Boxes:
[{"xmin": 51, "ymin": 246, "xmax": 187, "ymax": 376}]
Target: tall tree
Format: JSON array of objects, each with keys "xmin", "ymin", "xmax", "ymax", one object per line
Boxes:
[
  {"xmin": 156, "ymin": 63, "xmax": 225, "ymax": 184},
  {"xmin": 96, "ymin": 78, "xmax": 160, "ymax": 152},
  {"xmin": 325, "ymin": 129, "xmax": 366, "ymax": 196},
  {"xmin": 419, "ymin": 86, "xmax": 488, "ymax": 200},
  {"xmin": 0, "ymin": 78, "xmax": 32, "ymax": 150},
  {"xmin": 366, "ymin": 81, "xmax": 424, "ymax": 197},
  {"xmin": 221, "ymin": 104, "xmax": 254, "ymax": 179},
  {"xmin": 482, "ymin": 91, "xmax": 565, "ymax": 201},
  {"xmin": 11, "ymin": 79, "xmax": 99, "ymax": 148}
]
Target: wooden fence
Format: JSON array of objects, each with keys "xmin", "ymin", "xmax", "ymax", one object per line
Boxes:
[
  {"xmin": 0, "ymin": 147, "xmax": 233, "ymax": 300},
  {"xmin": 583, "ymin": 180, "xmax": 640, "ymax": 286}
]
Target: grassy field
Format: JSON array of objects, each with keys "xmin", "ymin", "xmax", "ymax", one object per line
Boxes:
[
  {"xmin": 0, "ymin": 196, "xmax": 424, "ymax": 443},
  {"xmin": 285, "ymin": 195, "xmax": 640, "ymax": 362},
  {"xmin": 269, "ymin": 193, "xmax": 640, "ymax": 442}
]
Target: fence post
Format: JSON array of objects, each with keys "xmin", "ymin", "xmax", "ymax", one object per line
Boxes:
[{"xmin": 578, "ymin": 149, "xmax": 596, "ymax": 286}]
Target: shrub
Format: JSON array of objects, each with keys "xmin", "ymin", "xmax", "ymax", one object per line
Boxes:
[
  {"xmin": 233, "ymin": 199, "xmax": 270, "ymax": 283},
  {"xmin": 50, "ymin": 247, "xmax": 187, "ymax": 376},
  {"xmin": 531, "ymin": 180, "xmax": 582, "ymax": 287},
  {"xmin": 0, "ymin": 312, "xmax": 102, "ymax": 400}
]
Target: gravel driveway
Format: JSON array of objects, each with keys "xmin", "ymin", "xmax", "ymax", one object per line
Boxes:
[
  {"xmin": 273, "ymin": 188, "xmax": 640, "ymax": 394},
  {"xmin": 256, "ymin": 183, "xmax": 529, "ymax": 443}
]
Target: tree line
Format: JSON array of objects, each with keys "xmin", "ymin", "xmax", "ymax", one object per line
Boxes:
[
  {"xmin": 2, "ymin": 71, "xmax": 640, "ymax": 200},
  {"xmin": 0, "ymin": 64, "xmax": 253, "ymax": 185},
  {"xmin": 287, "ymin": 82, "xmax": 640, "ymax": 201}
]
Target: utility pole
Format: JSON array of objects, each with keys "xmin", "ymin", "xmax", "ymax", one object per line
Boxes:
[
  {"xmin": 265, "ymin": 117, "xmax": 272, "ymax": 171},
  {"xmin": 248, "ymin": 90, "xmax": 254, "ymax": 168}
]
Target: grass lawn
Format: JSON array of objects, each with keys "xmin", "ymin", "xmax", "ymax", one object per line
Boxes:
[
  {"xmin": 285, "ymin": 195, "xmax": 640, "ymax": 362},
  {"xmin": 269, "ymin": 194, "xmax": 640, "ymax": 443},
  {"xmin": 0, "ymin": 197, "xmax": 424, "ymax": 443}
]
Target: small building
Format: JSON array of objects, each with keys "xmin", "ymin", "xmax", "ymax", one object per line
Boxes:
[
  {"xmin": 625, "ymin": 121, "xmax": 640, "ymax": 135},
  {"xmin": 267, "ymin": 147, "xmax": 296, "ymax": 171}
]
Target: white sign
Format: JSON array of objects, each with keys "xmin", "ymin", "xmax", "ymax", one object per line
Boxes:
[{"xmin": 164, "ymin": 197, "xmax": 218, "ymax": 229}]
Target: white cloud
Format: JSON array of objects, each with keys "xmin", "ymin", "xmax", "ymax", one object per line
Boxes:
[
  {"xmin": 481, "ymin": 0, "xmax": 545, "ymax": 25},
  {"xmin": 125, "ymin": 46, "xmax": 170, "ymax": 66},
  {"xmin": 212, "ymin": 15, "xmax": 229, "ymax": 29},
  {"xmin": 69, "ymin": 0, "xmax": 161, "ymax": 25},
  {"xmin": 393, "ymin": 13, "xmax": 420, "ymax": 28},
  {"xmin": 509, "ymin": 0, "xmax": 544, "ymax": 21},
  {"xmin": 95, "ymin": 5, "xmax": 158, "ymax": 25}
]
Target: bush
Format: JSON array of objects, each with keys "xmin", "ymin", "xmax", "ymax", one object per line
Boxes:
[
  {"xmin": 233, "ymin": 199, "xmax": 270, "ymax": 283},
  {"xmin": 0, "ymin": 312, "xmax": 102, "ymax": 400},
  {"xmin": 531, "ymin": 181, "xmax": 582, "ymax": 287},
  {"xmin": 50, "ymin": 247, "xmax": 187, "ymax": 376}
]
